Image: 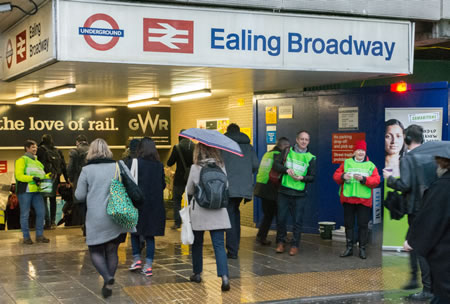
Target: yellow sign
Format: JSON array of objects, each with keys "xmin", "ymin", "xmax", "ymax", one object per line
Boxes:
[
  {"xmin": 265, "ymin": 106, "xmax": 277, "ymax": 124},
  {"xmin": 241, "ymin": 127, "xmax": 251, "ymax": 140},
  {"xmin": 237, "ymin": 98, "xmax": 245, "ymax": 106}
]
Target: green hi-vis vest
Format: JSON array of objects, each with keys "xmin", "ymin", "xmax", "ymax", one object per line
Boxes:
[
  {"xmin": 256, "ymin": 151, "xmax": 280, "ymax": 184},
  {"xmin": 342, "ymin": 158, "xmax": 375, "ymax": 199},
  {"xmin": 22, "ymin": 156, "xmax": 47, "ymax": 192},
  {"xmin": 281, "ymin": 148, "xmax": 315, "ymax": 191}
]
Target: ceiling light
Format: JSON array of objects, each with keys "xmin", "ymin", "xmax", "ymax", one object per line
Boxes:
[
  {"xmin": 170, "ymin": 89, "xmax": 212, "ymax": 102},
  {"xmin": 43, "ymin": 84, "xmax": 76, "ymax": 98},
  {"xmin": 0, "ymin": 3, "xmax": 12, "ymax": 13},
  {"xmin": 16, "ymin": 94, "xmax": 39, "ymax": 105},
  {"xmin": 127, "ymin": 99, "xmax": 160, "ymax": 108}
]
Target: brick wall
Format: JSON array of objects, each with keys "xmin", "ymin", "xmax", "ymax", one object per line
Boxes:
[{"xmin": 170, "ymin": 93, "xmax": 256, "ymax": 227}]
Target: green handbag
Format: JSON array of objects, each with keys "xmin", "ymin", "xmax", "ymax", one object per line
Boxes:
[{"xmin": 107, "ymin": 163, "xmax": 138, "ymax": 229}]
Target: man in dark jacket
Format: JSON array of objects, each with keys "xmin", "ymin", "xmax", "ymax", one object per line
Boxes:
[
  {"xmin": 221, "ymin": 123, "xmax": 259, "ymax": 258},
  {"xmin": 406, "ymin": 153, "xmax": 450, "ymax": 304},
  {"xmin": 167, "ymin": 131, "xmax": 194, "ymax": 229},
  {"xmin": 67, "ymin": 135, "xmax": 89, "ymax": 226},
  {"xmin": 254, "ymin": 137, "xmax": 290, "ymax": 245},
  {"xmin": 383, "ymin": 125, "xmax": 436, "ymax": 301},
  {"xmin": 67, "ymin": 135, "xmax": 89, "ymax": 194},
  {"xmin": 273, "ymin": 130, "xmax": 316, "ymax": 256},
  {"xmin": 37, "ymin": 134, "xmax": 68, "ymax": 229}
]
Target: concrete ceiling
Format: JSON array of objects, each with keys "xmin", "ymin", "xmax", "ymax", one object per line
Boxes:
[
  {"xmin": 0, "ymin": 60, "xmax": 390, "ymax": 105},
  {"xmin": 0, "ymin": 0, "xmax": 47, "ymax": 33}
]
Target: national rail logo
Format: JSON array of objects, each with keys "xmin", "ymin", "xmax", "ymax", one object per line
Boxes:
[
  {"xmin": 143, "ymin": 18, "xmax": 193, "ymax": 53},
  {"xmin": 16, "ymin": 30, "xmax": 27, "ymax": 63},
  {"xmin": 79, "ymin": 14, "xmax": 124, "ymax": 51},
  {"xmin": 6, "ymin": 39, "xmax": 13, "ymax": 69}
]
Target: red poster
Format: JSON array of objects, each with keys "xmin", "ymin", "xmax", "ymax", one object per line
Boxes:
[
  {"xmin": 332, "ymin": 133, "xmax": 366, "ymax": 164},
  {"xmin": 0, "ymin": 161, "xmax": 7, "ymax": 173}
]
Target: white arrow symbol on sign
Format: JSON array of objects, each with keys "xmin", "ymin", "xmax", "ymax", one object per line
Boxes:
[
  {"xmin": 17, "ymin": 37, "xmax": 26, "ymax": 58},
  {"xmin": 148, "ymin": 23, "xmax": 189, "ymax": 49}
]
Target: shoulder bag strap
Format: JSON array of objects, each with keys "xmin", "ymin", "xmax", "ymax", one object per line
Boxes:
[
  {"xmin": 130, "ymin": 158, "xmax": 138, "ymax": 184},
  {"xmin": 114, "ymin": 162, "xmax": 121, "ymax": 181},
  {"xmin": 175, "ymin": 145, "xmax": 188, "ymax": 172}
]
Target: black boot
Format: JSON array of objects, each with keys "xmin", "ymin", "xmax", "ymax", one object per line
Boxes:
[
  {"xmin": 402, "ymin": 278, "xmax": 419, "ymax": 290},
  {"xmin": 189, "ymin": 273, "xmax": 201, "ymax": 283},
  {"xmin": 340, "ymin": 245, "xmax": 353, "ymax": 257},
  {"xmin": 221, "ymin": 275, "xmax": 230, "ymax": 291},
  {"xmin": 340, "ymin": 229, "xmax": 353, "ymax": 257},
  {"xmin": 358, "ymin": 227, "xmax": 368, "ymax": 259},
  {"xmin": 359, "ymin": 246, "xmax": 367, "ymax": 259}
]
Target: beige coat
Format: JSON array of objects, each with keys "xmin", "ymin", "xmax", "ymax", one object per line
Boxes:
[{"xmin": 186, "ymin": 160, "xmax": 231, "ymax": 231}]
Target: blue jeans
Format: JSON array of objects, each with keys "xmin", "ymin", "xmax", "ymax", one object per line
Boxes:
[
  {"xmin": 192, "ymin": 229, "xmax": 228, "ymax": 277},
  {"xmin": 226, "ymin": 197, "xmax": 242, "ymax": 256},
  {"xmin": 18, "ymin": 192, "xmax": 45, "ymax": 239},
  {"xmin": 131, "ymin": 233, "xmax": 155, "ymax": 266},
  {"xmin": 276, "ymin": 192, "xmax": 307, "ymax": 247}
]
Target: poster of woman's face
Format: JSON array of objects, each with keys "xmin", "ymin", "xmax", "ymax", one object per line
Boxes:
[
  {"xmin": 384, "ymin": 108, "xmax": 443, "ymax": 178},
  {"xmin": 385, "ymin": 119, "xmax": 405, "ymax": 177}
]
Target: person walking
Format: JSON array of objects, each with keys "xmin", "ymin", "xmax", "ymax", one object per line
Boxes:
[
  {"xmin": 406, "ymin": 151, "xmax": 450, "ymax": 304},
  {"xmin": 383, "ymin": 125, "xmax": 436, "ymax": 301},
  {"xmin": 67, "ymin": 135, "xmax": 89, "ymax": 227},
  {"xmin": 186, "ymin": 143, "xmax": 231, "ymax": 291},
  {"xmin": 75, "ymin": 138, "xmax": 135, "ymax": 299},
  {"xmin": 128, "ymin": 138, "xmax": 166, "ymax": 277},
  {"xmin": 37, "ymin": 134, "xmax": 68, "ymax": 229},
  {"xmin": 167, "ymin": 131, "xmax": 194, "ymax": 229},
  {"xmin": 254, "ymin": 137, "xmax": 290, "ymax": 245},
  {"xmin": 14, "ymin": 140, "xmax": 51, "ymax": 244},
  {"xmin": 333, "ymin": 140, "xmax": 380, "ymax": 259},
  {"xmin": 273, "ymin": 130, "xmax": 316, "ymax": 256},
  {"xmin": 122, "ymin": 138, "xmax": 140, "ymax": 164},
  {"xmin": 222, "ymin": 123, "xmax": 258, "ymax": 259}
]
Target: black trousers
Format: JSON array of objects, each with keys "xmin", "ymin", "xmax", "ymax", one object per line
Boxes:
[
  {"xmin": 257, "ymin": 198, "xmax": 277, "ymax": 240},
  {"xmin": 44, "ymin": 195, "xmax": 57, "ymax": 225},
  {"xmin": 343, "ymin": 203, "xmax": 370, "ymax": 247},
  {"xmin": 408, "ymin": 214, "xmax": 432, "ymax": 291},
  {"xmin": 172, "ymin": 185, "xmax": 185, "ymax": 226},
  {"xmin": 226, "ymin": 197, "xmax": 242, "ymax": 256}
]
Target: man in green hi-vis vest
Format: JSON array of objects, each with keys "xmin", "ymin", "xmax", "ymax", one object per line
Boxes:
[
  {"xmin": 272, "ymin": 131, "xmax": 316, "ymax": 256},
  {"xmin": 15, "ymin": 140, "xmax": 51, "ymax": 245}
]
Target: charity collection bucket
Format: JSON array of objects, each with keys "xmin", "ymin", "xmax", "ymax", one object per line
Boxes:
[{"xmin": 318, "ymin": 221, "xmax": 336, "ymax": 240}]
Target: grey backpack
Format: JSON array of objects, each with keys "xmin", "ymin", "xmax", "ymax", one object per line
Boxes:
[{"xmin": 194, "ymin": 163, "xmax": 228, "ymax": 209}]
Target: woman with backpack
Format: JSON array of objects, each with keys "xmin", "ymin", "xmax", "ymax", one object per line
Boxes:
[
  {"xmin": 186, "ymin": 143, "xmax": 231, "ymax": 292},
  {"xmin": 127, "ymin": 137, "xmax": 166, "ymax": 277},
  {"xmin": 75, "ymin": 138, "xmax": 135, "ymax": 299}
]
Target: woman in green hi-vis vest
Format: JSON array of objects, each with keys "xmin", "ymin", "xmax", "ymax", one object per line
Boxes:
[
  {"xmin": 333, "ymin": 140, "xmax": 380, "ymax": 259},
  {"xmin": 254, "ymin": 137, "xmax": 290, "ymax": 246}
]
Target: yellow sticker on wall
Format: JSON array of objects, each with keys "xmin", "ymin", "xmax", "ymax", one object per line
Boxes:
[{"xmin": 265, "ymin": 106, "xmax": 277, "ymax": 124}]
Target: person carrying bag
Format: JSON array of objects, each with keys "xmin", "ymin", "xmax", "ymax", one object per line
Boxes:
[{"xmin": 107, "ymin": 163, "xmax": 138, "ymax": 229}]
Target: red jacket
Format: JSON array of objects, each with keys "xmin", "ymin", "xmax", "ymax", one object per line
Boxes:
[{"xmin": 333, "ymin": 157, "xmax": 380, "ymax": 207}]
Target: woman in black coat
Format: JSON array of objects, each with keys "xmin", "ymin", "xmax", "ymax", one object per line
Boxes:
[
  {"xmin": 128, "ymin": 137, "xmax": 166, "ymax": 277},
  {"xmin": 407, "ymin": 155, "xmax": 450, "ymax": 304}
]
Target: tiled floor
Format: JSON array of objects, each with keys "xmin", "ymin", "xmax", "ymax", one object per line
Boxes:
[{"xmin": 0, "ymin": 226, "xmax": 423, "ymax": 303}]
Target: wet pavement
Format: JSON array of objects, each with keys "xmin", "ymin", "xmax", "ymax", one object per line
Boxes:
[{"xmin": 0, "ymin": 225, "xmax": 428, "ymax": 303}]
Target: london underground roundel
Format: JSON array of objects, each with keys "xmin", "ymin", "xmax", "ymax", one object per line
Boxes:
[{"xmin": 79, "ymin": 14, "xmax": 124, "ymax": 51}]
